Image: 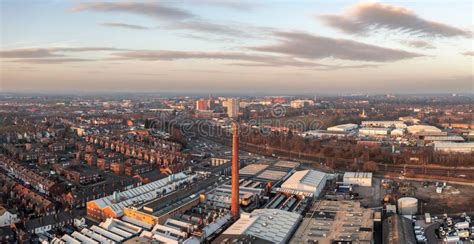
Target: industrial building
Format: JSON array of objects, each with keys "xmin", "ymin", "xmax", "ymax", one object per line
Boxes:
[
  {"xmin": 132, "ymin": 206, "xmax": 232, "ymax": 243},
  {"xmin": 87, "ymin": 173, "xmax": 197, "ymax": 221},
  {"xmin": 291, "ymin": 200, "xmax": 374, "ymax": 244},
  {"xmin": 274, "ymin": 160, "xmax": 300, "ymax": 169},
  {"xmin": 279, "ymin": 170, "xmax": 327, "ymax": 197},
  {"xmin": 390, "ymin": 128, "xmax": 405, "ymax": 136},
  {"xmin": 327, "ymin": 123, "xmax": 358, "ymax": 132},
  {"xmin": 239, "ymin": 163, "xmax": 269, "ymax": 176},
  {"xmin": 210, "ymin": 157, "xmax": 230, "ymax": 166},
  {"xmin": 264, "ymin": 193, "xmax": 310, "ymax": 214},
  {"xmin": 213, "ymin": 209, "xmax": 302, "ymax": 243},
  {"xmin": 205, "ymin": 179, "xmax": 264, "ymax": 209},
  {"xmin": 343, "ymin": 172, "xmax": 373, "ymax": 187},
  {"xmin": 424, "ymin": 136, "xmax": 465, "ymax": 143},
  {"xmin": 359, "ymin": 127, "xmax": 391, "ymax": 136},
  {"xmin": 301, "ymin": 130, "xmax": 352, "ymax": 139},
  {"xmin": 407, "ymin": 125, "xmax": 442, "ymax": 135},
  {"xmin": 51, "ymin": 218, "xmax": 143, "ymax": 243},
  {"xmin": 433, "ymin": 142, "xmax": 474, "ymax": 153},
  {"xmin": 382, "ymin": 215, "xmax": 416, "ymax": 244},
  {"xmin": 362, "ymin": 121, "xmax": 407, "ymax": 129}
]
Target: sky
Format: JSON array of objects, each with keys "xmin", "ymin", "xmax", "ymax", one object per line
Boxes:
[{"xmin": 0, "ymin": 0, "xmax": 473, "ymax": 94}]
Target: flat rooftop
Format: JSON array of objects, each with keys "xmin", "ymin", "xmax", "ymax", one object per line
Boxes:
[
  {"xmin": 239, "ymin": 164, "xmax": 269, "ymax": 176},
  {"xmin": 274, "ymin": 160, "xmax": 300, "ymax": 169},
  {"xmin": 291, "ymin": 200, "xmax": 374, "ymax": 244},
  {"xmin": 256, "ymin": 169, "xmax": 288, "ymax": 181}
]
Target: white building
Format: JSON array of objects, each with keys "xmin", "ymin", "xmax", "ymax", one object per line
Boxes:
[
  {"xmin": 51, "ymin": 218, "xmax": 143, "ymax": 244},
  {"xmin": 221, "ymin": 209, "xmax": 302, "ymax": 243},
  {"xmin": 343, "ymin": 172, "xmax": 373, "ymax": 187},
  {"xmin": 361, "ymin": 121, "xmax": 407, "ymax": 129},
  {"xmin": 290, "ymin": 99, "xmax": 314, "ymax": 109},
  {"xmin": 327, "ymin": 123, "xmax": 358, "ymax": 132},
  {"xmin": 225, "ymin": 98, "xmax": 239, "ymax": 118},
  {"xmin": 407, "ymin": 125, "xmax": 442, "ymax": 135},
  {"xmin": 0, "ymin": 206, "xmax": 19, "ymax": 227},
  {"xmin": 302, "ymin": 130, "xmax": 351, "ymax": 139},
  {"xmin": 359, "ymin": 127, "xmax": 390, "ymax": 136},
  {"xmin": 433, "ymin": 142, "xmax": 474, "ymax": 153},
  {"xmin": 280, "ymin": 170, "xmax": 327, "ymax": 197},
  {"xmin": 390, "ymin": 128, "xmax": 405, "ymax": 137}
]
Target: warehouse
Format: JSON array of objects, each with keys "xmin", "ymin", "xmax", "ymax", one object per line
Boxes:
[
  {"xmin": 362, "ymin": 121, "xmax": 407, "ymax": 129},
  {"xmin": 424, "ymin": 136, "xmax": 464, "ymax": 143},
  {"xmin": 433, "ymin": 142, "xmax": 474, "ymax": 153},
  {"xmin": 359, "ymin": 127, "xmax": 390, "ymax": 136},
  {"xmin": 291, "ymin": 200, "xmax": 374, "ymax": 244},
  {"xmin": 214, "ymin": 209, "xmax": 302, "ymax": 244},
  {"xmin": 239, "ymin": 164, "xmax": 269, "ymax": 176},
  {"xmin": 86, "ymin": 173, "xmax": 196, "ymax": 221},
  {"xmin": 279, "ymin": 170, "xmax": 327, "ymax": 197},
  {"xmin": 327, "ymin": 123, "xmax": 358, "ymax": 132},
  {"xmin": 390, "ymin": 128, "xmax": 405, "ymax": 137},
  {"xmin": 51, "ymin": 218, "xmax": 144, "ymax": 243},
  {"xmin": 407, "ymin": 125, "xmax": 442, "ymax": 135},
  {"xmin": 343, "ymin": 172, "xmax": 372, "ymax": 187}
]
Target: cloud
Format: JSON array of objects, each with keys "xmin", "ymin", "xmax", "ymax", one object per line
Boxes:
[
  {"xmin": 462, "ymin": 51, "xmax": 474, "ymax": 56},
  {"xmin": 167, "ymin": 20, "xmax": 245, "ymax": 36},
  {"xmin": 71, "ymin": 2, "xmax": 246, "ymax": 36},
  {"xmin": 110, "ymin": 49, "xmax": 378, "ymax": 70},
  {"xmin": 0, "ymin": 47, "xmax": 124, "ymax": 59},
  {"xmin": 250, "ymin": 31, "xmax": 423, "ymax": 62},
  {"xmin": 8, "ymin": 58, "xmax": 92, "ymax": 64},
  {"xmin": 71, "ymin": 2, "xmax": 194, "ymax": 21},
  {"xmin": 111, "ymin": 50, "xmax": 306, "ymax": 64},
  {"xmin": 101, "ymin": 22, "xmax": 149, "ymax": 30},
  {"xmin": 402, "ymin": 40, "xmax": 435, "ymax": 49},
  {"xmin": 188, "ymin": 0, "xmax": 260, "ymax": 10},
  {"xmin": 0, "ymin": 48, "xmax": 63, "ymax": 58},
  {"xmin": 319, "ymin": 2, "xmax": 471, "ymax": 38}
]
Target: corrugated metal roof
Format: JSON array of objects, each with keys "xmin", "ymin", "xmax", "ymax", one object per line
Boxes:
[{"xmin": 281, "ymin": 170, "xmax": 327, "ymax": 193}]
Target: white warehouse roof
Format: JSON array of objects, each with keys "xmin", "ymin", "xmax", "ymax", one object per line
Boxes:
[
  {"xmin": 434, "ymin": 142, "xmax": 474, "ymax": 153},
  {"xmin": 223, "ymin": 209, "xmax": 302, "ymax": 243},
  {"xmin": 281, "ymin": 170, "xmax": 327, "ymax": 193},
  {"xmin": 407, "ymin": 125, "xmax": 442, "ymax": 134},
  {"xmin": 344, "ymin": 172, "xmax": 372, "ymax": 179},
  {"xmin": 327, "ymin": 123, "xmax": 358, "ymax": 132}
]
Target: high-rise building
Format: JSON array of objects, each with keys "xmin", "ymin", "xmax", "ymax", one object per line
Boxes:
[
  {"xmin": 195, "ymin": 99, "xmax": 208, "ymax": 111},
  {"xmin": 226, "ymin": 98, "xmax": 239, "ymax": 118}
]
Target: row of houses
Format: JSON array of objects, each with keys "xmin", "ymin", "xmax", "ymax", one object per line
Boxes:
[
  {"xmin": 83, "ymin": 135, "xmax": 188, "ymax": 168},
  {"xmin": 0, "ymin": 155, "xmax": 63, "ymax": 195}
]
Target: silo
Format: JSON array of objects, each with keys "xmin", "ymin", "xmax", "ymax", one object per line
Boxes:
[{"xmin": 397, "ymin": 197, "xmax": 418, "ymax": 215}]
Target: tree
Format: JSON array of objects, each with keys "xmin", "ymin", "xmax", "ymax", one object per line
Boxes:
[{"xmin": 363, "ymin": 161, "xmax": 378, "ymax": 172}]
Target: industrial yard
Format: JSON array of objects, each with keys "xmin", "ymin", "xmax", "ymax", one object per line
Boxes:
[{"xmin": 415, "ymin": 182, "xmax": 474, "ymax": 214}]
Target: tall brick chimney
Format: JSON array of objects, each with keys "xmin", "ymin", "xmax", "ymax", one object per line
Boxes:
[{"xmin": 231, "ymin": 121, "xmax": 240, "ymax": 219}]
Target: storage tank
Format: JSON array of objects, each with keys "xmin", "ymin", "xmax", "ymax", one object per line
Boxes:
[{"xmin": 398, "ymin": 197, "xmax": 418, "ymax": 215}]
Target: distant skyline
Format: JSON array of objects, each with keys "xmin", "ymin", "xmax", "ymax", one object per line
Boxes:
[{"xmin": 1, "ymin": 0, "xmax": 473, "ymax": 93}]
